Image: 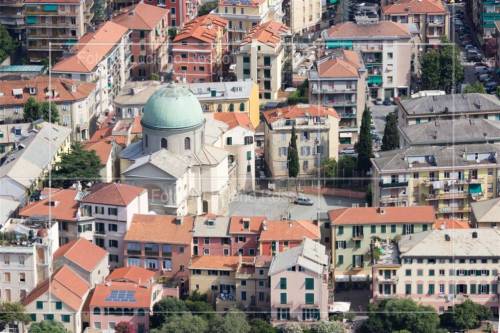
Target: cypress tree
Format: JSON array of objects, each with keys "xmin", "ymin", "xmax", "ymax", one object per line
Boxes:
[
  {"xmin": 381, "ymin": 112, "xmax": 400, "ymax": 151},
  {"xmin": 355, "ymin": 106, "xmax": 373, "ymax": 175},
  {"xmin": 287, "ymin": 125, "xmax": 299, "ymax": 178}
]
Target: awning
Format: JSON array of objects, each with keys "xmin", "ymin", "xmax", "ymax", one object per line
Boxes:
[
  {"xmin": 340, "ymin": 133, "xmax": 352, "ymax": 138},
  {"xmin": 328, "ymin": 0, "xmax": 338, "ymax": 3},
  {"xmin": 335, "ymin": 275, "xmax": 350, "ymax": 282},
  {"xmin": 43, "ymin": 4, "xmax": 58, "ymax": 11},
  {"xmin": 351, "ymin": 274, "xmax": 369, "ymax": 281},
  {"xmin": 326, "ymin": 40, "xmax": 353, "ymax": 49},
  {"xmin": 329, "ymin": 302, "xmax": 350, "ymax": 313},
  {"xmin": 469, "ymin": 183, "xmax": 482, "ymax": 195}
]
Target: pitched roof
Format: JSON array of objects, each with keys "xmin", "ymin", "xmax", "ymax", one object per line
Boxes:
[
  {"xmin": 268, "ymin": 238, "xmax": 328, "ymax": 276},
  {"xmin": 174, "ymin": 14, "xmax": 228, "ymax": 43},
  {"xmin": 259, "ymin": 220, "xmax": 320, "ymax": 241},
  {"xmin": 228, "ymin": 216, "xmax": 265, "ymax": 234},
  {"xmin": 83, "ymin": 139, "xmax": 113, "ymax": 165},
  {"xmin": 82, "ymin": 183, "xmax": 145, "ymax": 206},
  {"xmin": 113, "ymin": 3, "xmax": 168, "ymax": 30},
  {"xmin": 19, "ymin": 188, "xmax": 79, "ymax": 221},
  {"xmin": 213, "ymin": 112, "xmax": 254, "ymax": 131},
  {"xmin": 53, "ymin": 238, "xmax": 107, "ymax": 272},
  {"xmin": 328, "ymin": 206, "xmax": 436, "ymax": 225},
  {"xmin": 22, "ymin": 265, "xmax": 90, "ymax": 311},
  {"xmin": 52, "ymin": 21, "xmax": 129, "ymax": 73},
  {"xmin": 241, "ymin": 20, "xmax": 289, "ymax": 47},
  {"xmin": 125, "ymin": 214, "xmax": 194, "ymax": 245},
  {"xmin": 189, "ymin": 255, "xmax": 240, "ymax": 270},
  {"xmin": 471, "ymin": 197, "xmax": 500, "ymax": 223},
  {"xmin": 434, "ymin": 219, "xmax": 470, "ymax": 230},
  {"xmin": 0, "ymin": 76, "xmax": 96, "ymax": 107},
  {"xmin": 325, "ymin": 21, "xmax": 411, "ymax": 40},
  {"xmin": 316, "ymin": 50, "xmax": 362, "ymax": 78},
  {"xmin": 188, "ymin": 80, "xmax": 255, "ymax": 102},
  {"xmin": 106, "ymin": 266, "xmax": 156, "ymax": 286},
  {"xmin": 193, "ymin": 215, "xmax": 230, "ymax": 237},
  {"xmin": 263, "ymin": 104, "xmax": 339, "ymax": 124},
  {"xmin": 89, "ymin": 281, "xmax": 154, "ymax": 308},
  {"xmin": 383, "ymin": 0, "xmax": 446, "ymax": 15}
]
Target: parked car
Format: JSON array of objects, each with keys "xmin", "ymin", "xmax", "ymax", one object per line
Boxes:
[
  {"xmin": 474, "ymin": 66, "xmax": 489, "ymax": 75},
  {"xmin": 375, "ymin": 98, "xmax": 383, "ymax": 105},
  {"xmin": 478, "ymin": 73, "xmax": 491, "ymax": 82},
  {"xmin": 294, "ymin": 196, "xmax": 314, "ymax": 206},
  {"xmin": 340, "ymin": 147, "xmax": 357, "ymax": 155},
  {"xmin": 383, "ymin": 98, "xmax": 393, "ymax": 106},
  {"xmin": 485, "ymin": 81, "xmax": 498, "ymax": 93}
]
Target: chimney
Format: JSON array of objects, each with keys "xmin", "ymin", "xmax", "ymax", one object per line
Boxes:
[
  {"xmin": 262, "ymin": 220, "xmax": 267, "ymax": 231},
  {"xmin": 376, "ymin": 207, "xmax": 385, "ymax": 214}
]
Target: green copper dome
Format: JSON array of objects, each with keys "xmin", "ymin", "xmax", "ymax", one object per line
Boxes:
[{"xmin": 141, "ymin": 84, "xmax": 203, "ymax": 130}]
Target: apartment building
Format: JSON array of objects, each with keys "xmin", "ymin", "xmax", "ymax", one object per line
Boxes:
[
  {"xmin": 214, "ymin": 0, "xmax": 283, "ymax": 47},
  {"xmin": 259, "ymin": 220, "xmax": 321, "ymax": 256},
  {"xmin": 371, "ymin": 144, "xmax": 500, "ymax": 220},
  {"xmin": 127, "ymin": 0, "xmax": 197, "ymax": 27},
  {"xmin": 113, "ymin": 3, "xmax": 169, "ymax": 80},
  {"xmin": 114, "ymin": 81, "xmax": 161, "ymax": 119},
  {"xmin": 382, "ymin": 0, "xmax": 449, "ymax": 45},
  {"xmin": 228, "ymin": 216, "xmax": 265, "ymax": 256},
  {"xmin": 83, "ymin": 139, "xmax": 115, "ymax": 182},
  {"xmin": 262, "ymin": 104, "xmax": 339, "ymax": 179},
  {"xmin": 328, "ymin": 206, "xmax": 435, "ymax": 284},
  {"xmin": 79, "ymin": 183, "xmax": 148, "ymax": 268},
  {"xmin": 397, "ymin": 93, "xmax": 500, "ymax": 127},
  {"xmin": 469, "ymin": 0, "xmax": 500, "ymax": 42},
  {"xmin": 0, "ymin": 0, "xmax": 25, "ymax": 43},
  {"xmin": 0, "ymin": 123, "xmax": 31, "ymax": 156},
  {"xmin": 269, "ymin": 238, "xmax": 329, "ymax": 322},
  {"xmin": 0, "ymin": 76, "xmax": 97, "ymax": 140},
  {"xmin": 236, "ymin": 20, "xmax": 290, "ymax": 101},
  {"xmin": 189, "ymin": 255, "xmax": 272, "ymax": 311},
  {"xmin": 172, "ymin": 14, "xmax": 228, "ymax": 83},
  {"xmin": 471, "ymin": 197, "xmax": 500, "ymax": 228},
  {"xmin": 52, "ymin": 21, "xmax": 132, "ymax": 117},
  {"xmin": 89, "ymin": 267, "xmax": 163, "ymax": 333},
  {"xmin": 282, "ymin": 0, "xmax": 321, "ymax": 34},
  {"xmin": 192, "ymin": 215, "xmax": 231, "ymax": 256},
  {"xmin": 372, "ymin": 229, "xmax": 500, "ymax": 315},
  {"xmin": 124, "ymin": 214, "xmax": 193, "ymax": 285},
  {"xmin": 212, "ymin": 112, "xmax": 256, "ymax": 192},
  {"xmin": 25, "ymin": 0, "xmax": 92, "ymax": 62},
  {"xmin": 308, "ymin": 50, "xmax": 367, "ymax": 145},
  {"xmin": 323, "ymin": 20, "xmax": 419, "ymax": 99},
  {"xmin": 23, "ymin": 265, "xmax": 90, "ymax": 333}
]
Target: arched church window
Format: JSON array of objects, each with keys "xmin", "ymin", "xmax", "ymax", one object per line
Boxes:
[
  {"xmin": 185, "ymin": 137, "xmax": 191, "ymax": 150},
  {"xmin": 161, "ymin": 138, "xmax": 168, "ymax": 149}
]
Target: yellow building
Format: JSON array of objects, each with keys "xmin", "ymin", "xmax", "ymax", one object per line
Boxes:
[
  {"xmin": 371, "ymin": 144, "xmax": 500, "ymax": 220},
  {"xmin": 189, "ymin": 80, "xmax": 260, "ymax": 128}
]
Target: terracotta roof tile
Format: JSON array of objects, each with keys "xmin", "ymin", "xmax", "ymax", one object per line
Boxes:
[
  {"xmin": 259, "ymin": 220, "xmax": 320, "ymax": 241},
  {"xmin": 0, "ymin": 76, "xmax": 95, "ymax": 107},
  {"xmin": 326, "ymin": 21, "xmax": 411, "ymax": 39},
  {"xmin": 52, "ymin": 21, "xmax": 129, "ymax": 73},
  {"xmin": 434, "ymin": 219, "xmax": 470, "ymax": 230},
  {"xmin": 107, "ymin": 266, "xmax": 156, "ymax": 286},
  {"xmin": 241, "ymin": 20, "xmax": 289, "ymax": 47},
  {"xmin": 383, "ymin": 0, "xmax": 446, "ymax": 14},
  {"xmin": 328, "ymin": 206, "xmax": 436, "ymax": 225},
  {"xmin": 125, "ymin": 214, "xmax": 193, "ymax": 244},
  {"xmin": 53, "ymin": 238, "xmax": 107, "ymax": 272},
  {"xmin": 317, "ymin": 50, "xmax": 362, "ymax": 78},
  {"xmin": 213, "ymin": 112, "xmax": 254, "ymax": 131},
  {"xmin": 174, "ymin": 14, "xmax": 228, "ymax": 44},
  {"xmin": 84, "ymin": 140, "xmax": 112, "ymax": 165},
  {"xmin": 89, "ymin": 281, "xmax": 153, "ymax": 308},
  {"xmin": 228, "ymin": 216, "xmax": 265, "ymax": 234},
  {"xmin": 82, "ymin": 183, "xmax": 145, "ymax": 206},
  {"xmin": 113, "ymin": 3, "xmax": 168, "ymax": 30},
  {"xmin": 189, "ymin": 255, "xmax": 240, "ymax": 270},
  {"xmin": 263, "ymin": 104, "xmax": 339, "ymax": 124},
  {"xmin": 19, "ymin": 188, "xmax": 78, "ymax": 221}
]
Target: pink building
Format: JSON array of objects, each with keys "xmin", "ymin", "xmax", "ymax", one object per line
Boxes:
[
  {"xmin": 88, "ymin": 266, "xmax": 163, "ymax": 333},
  {"xmin": 269, "ymin": 238, "xmax": 329, "ymax": 322},
  {"xmin": 259, "ymin": 220, "xmax": 321, "ymax": 256},
  {"xmin": 228, "ymin": 216, "xmax": 265, "ymax": 256},
  {"xmin": 113, "ymin": 3, "xmax": 169, "ymax": 80},
  {"xmin": 144, "ymin": 0, "xmax": 198, "ymax": 27},
  {"xmin": 172, "ymin": 14, "xmax": 228, "ymax": 83},
  {"xmin": 192, "ymin": 215, "xmax": 232, "ymax": 256}
]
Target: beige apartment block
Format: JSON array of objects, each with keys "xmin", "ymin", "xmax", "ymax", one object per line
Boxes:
[
  {"xmin": 236, "ymin": 20, "xmax": 290, "ymax": 101},
  {"xmin": 0, "ymin": 0, "xmax": 25, "ymax": 42},
  {"xmin": 263, "ymin": 104, "xmax": 339, "ymax": 179},
  {"xmin": 283, "ymin": 0, "xmax": 322, "ymax": 34}
]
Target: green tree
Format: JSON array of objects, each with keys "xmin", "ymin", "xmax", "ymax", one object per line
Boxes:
[
  {"xmin": 440, "ymin": 300, "xmax": 492, "ymax": 330},
  {"xmin": 355, "ymin": 106, "xmax": 373, "ymax": 175},
  {"xmin": 197, "ymin": 1, "xmax": 218, "ymax": 16},
  {"xmin": 210, "ymin": 310, "xmax": 250, "ymax": 333},
  {"xmin": 336, "ymin": 155, "xmax": 356, "ymax": 188},
  {"xmin": 50, "ymin": 142, "xmax": 103, "ymax": 188},
  {"xmin": 381, "ymin": 112, "xmax": 399, "ymax": 151},
  {"xmin": 287, "ymin": 125, "xmax": 300, "ymax": 179},
  {"xmin": 287, "ymin": 80, "xmax": 309, "ymax": 105},
  {"xmin": 152, "ymin": 314, "xmax": 208, "ymax": 333},
  {"xmin": 420, "ymin": 49, "xmax": 441, "ymax": 90},
  {"xmin": 0, "ymin": 25, "xmax": 17, "ymax": 63},
  {"xmin": 23, "ymin": 97, "xmax": 60, "ymax": 123},
  {"xmin": 463, "ymin": 82, "xmax": 486, "ymax": 93},
  {"xmin": 360, "ymin": 299, "xmax": 440, "ymax": 333},
  {"xmin": 185, "ymin": 299, "xmax": 215, "ymax": 321},
  {"xmin": 40, "ymin": 101, "xmax": 60, "ymax": 123},
  {"xmin": 0, "ymin": 302, "xmax": 30, "ymax": 331},
  {"xmin": 249, "ymin": 319, "xmax": 277, "ymax": 333},
  {"xmin": 320, "ymin": 158, "xmax": 337, "ymax": 187},
  {"xmin": 279, "ymin": 322, "xmax": 303, "ymax": 333},
  {"xmin": 150, "ymin": 297, "xmax": 189, "ymax": 328},
  {"xmin": 28, "ymin": 320, "xmax": 68, "ymax": 333},
  {"xmin": 92, "ymin": 0, "xmax": 107, "ymax": 23},
  {"xmin": 311, "ymin": 321, "xmax": 345, "ymax": 333}
]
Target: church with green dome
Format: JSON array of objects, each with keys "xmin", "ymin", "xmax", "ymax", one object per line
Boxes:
[{"xmin": 119, "ymin": 83, "xmax": 232, "ymax": 216}]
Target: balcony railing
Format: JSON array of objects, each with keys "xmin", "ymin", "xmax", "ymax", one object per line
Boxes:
[
  {"xmin": 127, "ymin": 249, "xmax": 141, "ymax": 255},
  {"xmin": 352, "ymin": 233, "xmax": 364, "ymax": 240},
  {"xmin": 379, "ymin": 180, "xmax": 409, "ymax": 188}
]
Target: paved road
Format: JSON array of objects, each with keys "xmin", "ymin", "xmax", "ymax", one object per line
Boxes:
[{"xmin": 228, "ymin": 192, "xmax": 365, "ymax": 220}]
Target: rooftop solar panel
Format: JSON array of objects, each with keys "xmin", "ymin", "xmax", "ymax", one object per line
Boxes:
[{"xmin": 105, "ymin": 290, "xmax": 136, "ymax": 302}]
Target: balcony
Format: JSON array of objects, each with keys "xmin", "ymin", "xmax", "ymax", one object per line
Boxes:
[
  {"xmin": 368, "ymin": 75, "xmax": 383, "ymax": 86},
  {"xmin": 352, "ymin": 233, "xmax": 364, "ymax": 240},
  {"xmin": 438, "ymin": 206, "xmax": 471, "ymax": 213},
  {"xmin": 379, "ymin": 180, "xmax": 409, "ymax": 188},
  {"xmin": 427, "ymin": 19, "xmax": 444, "ymax": 26},
  {"xmin": 127, "ymin": 249, "xmax": 141, "ymax": 255},
  {"xmin": 380, "ymin": 194, "xmax": 408, "ymax": 204},
  {"xmin": 426, "ymin": 192, "xmax": 467, "ymax": 200},
  {"xmin": 339, "ymin": 111, "xmax": 357, "ymax": 119}
]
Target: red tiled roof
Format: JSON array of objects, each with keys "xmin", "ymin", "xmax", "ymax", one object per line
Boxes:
[
  {"xmin": 383, "ymin": 0, "xmax": 446, "ymax": 14},
  {"xmin": 53, "ymin": 238, "xmax": 107, "ymax": 272},
  {"xmin": 228, "ymin": 216, "xmax": 265, "ymax": 234},
  {"xmin": 52, "ymin": 21, "xmax": 129, "ymax": 73},
  {"xmin": 125, "ymin": 214, "xmax": 194, "ymax": 245},
  {"xmin": 326, "ymin": 21, "xmax": 411, "ymax": 39},
  {"xmin": 259, "ymin": 220, "xmax": 320, "ymax": 241},
  {"xmin": 434, "ymin": 219, "xmax": 470, "ymax": 230},
  {"xmin": 189, "ymin": 255, "xmax": 241, "ymax": 270},
  {"xmin": 22, "ymin": 265, "xmax": 90, "ymax": 311},
  {"xmin": 19, "ymin": 188, "xmax": 78, "ymax": 222},
  {"xmin": 0, "ymin": 76, "xmax": 95, "ymax": 107},
  {"xmin": 84, "ymin": 140, "xmax": 112, "ymax": 165},
  {"xmin": 263, "ymin": 104, "xmax": 339, "ymax": 124},
  {"xmin": 107, "ymin": 266, "xmax": 156, "ymax": 286},
  {"xmin": 89, "ymin": 281, "xmax": 154, "ymax": 308},
  {"xmin": 241, "ymin": 20, "xmax": 289, "ymax": 47},
  {"xmin": 317, "ymin": 50, "xmax": 362, "ymax": 78},
  {"xmin": 213, "ymin": 112, "xmax": 254, "ymax": 131},
  {"xmin": 174, "ymin": 14, "xmax": 228, "ymax": 44},
  {"xmin": 113, "ymin": 3, "xmax": 168, "ymax": 30},
  {"xmin": 328, "ymin": 206, "xmax": 436, "ymax": 225},
  {"xmin": 82, "ymin": 183, "xmax": 145, "ymax": 206}
]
